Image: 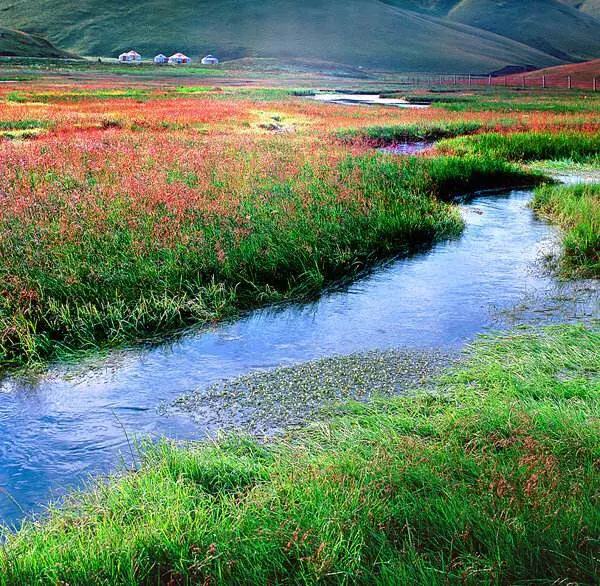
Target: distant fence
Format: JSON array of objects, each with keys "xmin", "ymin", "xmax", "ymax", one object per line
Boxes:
[{"xmin": 390, "ymin": 73, "xmax": 599, "ymax": 91}]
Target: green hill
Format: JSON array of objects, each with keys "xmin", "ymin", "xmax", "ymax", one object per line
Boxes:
[
  {"xmin": 0, "ymin": 27, "xmax": 74, "ymax": 58},
  {"xmin": 447, "ymin": 0, "xmax": 600, "ymax": 61},
  {"xmin": 384, "ymin": 0, "xmax": 600, "ymax": 62},
  {"xmin": 0, "ymin": 0, "xmax": 598, "ymax": 71}
]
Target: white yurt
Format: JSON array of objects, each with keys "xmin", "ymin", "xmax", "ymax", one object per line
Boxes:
[
  {"xmin": 118, "ymin": 50, "xmax": 142, "ymax": 63},
  {"xmin": 201, "ymin": 55, "xmax": 219, "ymax": 65},
  {"xmin": 168, "ymin": 52, "xmax": 191, "ymax": 65},
  {"xmin": 153, "ymin": 54, "xmax": 168, "ymax": 64}
]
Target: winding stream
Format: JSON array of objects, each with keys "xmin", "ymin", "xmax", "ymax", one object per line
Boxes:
[{"xmin": 0, "ymin": 185, "xmax": 598, "ymax": 527}]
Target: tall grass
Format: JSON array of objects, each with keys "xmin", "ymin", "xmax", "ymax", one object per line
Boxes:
[
  {"xmin": 0, "ymin": 120, "xmax": 50, "ymax": 130},
  {"xmin": 532, "ymin": 183, "xmax": 599, "ymax": 277},
  {"xmin": 437, "ymin": 131, "xmax": 600, "ymax": 162},
  {"xmin": 438, "ymin": 97, "xmax": 600, "ymax": 114},
  {"xmin": 0, "ymin": 155, "xmax": 534, "ymax": 367},
  {"xmin": 6, "ymin": 88, "xmax": 153, "ymax": 103},
  {"xmin": 336, "ymin": 121, "xmax": 483, "ymax": 145},
  {"xmin": 1, "ymin": 325, "xmax": 597, "ymax": 585}
]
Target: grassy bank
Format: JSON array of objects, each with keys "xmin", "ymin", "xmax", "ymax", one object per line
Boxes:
[
  {"xmin": 0, "ymin": 154, "xmax": 533, "ymax": 368},
  {"xmin": 1, "ymin": 325, "xmax": 598, "ymax": 584},
  {"xmin": 432, "ymin": 93, "xmax": 600, "ymax": 114},
  {"xmin": 437, "ymin": 131, "xmax": 600, "ymax": 162},
  {"xmin": 532, "ymin": 183, "xmax": 600, "ymax": 278},
  {"xmin": 336, "ymin": 121, "xmax": 483, "ymax": 145}
]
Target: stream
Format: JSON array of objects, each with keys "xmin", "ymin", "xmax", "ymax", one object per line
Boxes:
[
  {"xmin": 310, "ymin": 93, "xmax": 429, "ymax": 108},
  {"xmin": 0, "ymin": 183, "xmax": 598, "ymax": 528}
]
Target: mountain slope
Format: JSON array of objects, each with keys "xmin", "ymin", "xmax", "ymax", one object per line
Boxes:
[
  {"xmin": 0, "ymin": 27, "xmax": 74, "ymax": 58},
  {"xmin": 0, "ymin": 0, "xmax": 566, "ymax": 71},
  {"xmin": 561, "ymin": 0, "xmax": 600, "ymax": 18},
  {"xmin": 385, "ymin": 0, "xmax": 600, "ymax": 19},
  {"xmin": 447, "ymin": 0, "xmax": 600, "ymax": 61}
]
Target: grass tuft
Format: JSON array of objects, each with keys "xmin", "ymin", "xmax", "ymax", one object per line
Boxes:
[
  {"xmin": 336, "ymin": 121, "xmax": 483, "ymax": 145},
  {"xmin": 437, "ymin": 130, "xmax": 600, "ymax": 162},
  {"xmin": 532, "ymin": 183, "xmax": 599, "ymax": 277}
]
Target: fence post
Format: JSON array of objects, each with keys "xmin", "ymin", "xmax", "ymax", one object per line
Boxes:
[
  {"xmin": 568, "ymin": 75, "xmax": 572, "ymax": 90},
  {"xmin": 468, "ymin": 74, "xmax": 472, "ymax": 86},
  {"xmin": 542, "ymin": 75, "xmax": 546, "ymax": 89},
  {"xmin": 454, "ymin": 74, "xmax": 457, "ymax": 85},
  {"xmin": 522, "ymin": 76, "xmax": 525, "ymax": 88},
  {"xmin": 504, "ymin": 76, "xmax": 507, "ymax": 87},
  {"xmin": 594, "ymin": 77, "xmax": 597, "ymax": 92},
  {"xmin": 488, "ymin": 75, "xmax": 492, "ymax": 86}
]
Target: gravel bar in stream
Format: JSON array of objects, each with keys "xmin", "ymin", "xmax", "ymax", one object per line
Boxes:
[{"xmin": 174, "ymin": 349, "xmax": 454, "ymax": 436}]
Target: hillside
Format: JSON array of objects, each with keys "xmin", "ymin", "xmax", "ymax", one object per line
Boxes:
[
  {"xmin": 385, "ymin": 0, "xmax": 600, "ymax": 62},
  {"xmin": 0, "ymin": 27, "xmax": 74, "ymax": 58},
  {"xmin": 562, "ymin": 0, "xmax": 600, "ymax": 18},
  {"xmin": 0, "ymin": 0, "xmax": 598, "ymax": 71},
  {"xmin": 508, "ymin": 58, "xmax": 600, "ymax": 84},
  {"xmin": 447, "ymin": 0, "xmax": 600, "ymax": 61}
]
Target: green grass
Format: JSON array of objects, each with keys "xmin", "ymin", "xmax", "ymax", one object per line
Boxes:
[
  {"xmin": 336, "ymin": 121, "xmax": 483, "ymax": 144},
  {"xmin": 0, "ymin": 27, "xmax": 74, "ymax": 59},
  {"xmin": 5, "ymin": 88, "xmax": 155, "ymax": 103},
  {"xmin": 532, "ymin": 183, "xmax": 600, "ymax": 277},
  {"xmin": 436, "ymin": 130, "xmax": 600, "ymax": 279},
  {"xmin": 397, "ymin": 91, "xmax": 600, "ymax": 114},
  {"xmin": 436, "ymin": 96, "xmax": 600, "ymax": 114},
  {"xmin": 530, "ymin": 157, "xmax": 600, "ymax": 173},
  {"xmin": 395, "ymin": 90, "xmax": 600, "ymax": 115},
  {"xmin": 0, "ymin": 58, "xmax": 232, "ymax": 80},
  {"xmin": 437, "ymin": 131, "xmax": 600, "ymax": 162},
  {"xmin": 0, "ymin": 120, "xmax": 50, "ymax": 130},
  {"xmin": 0, "ymin": 119, "xmax": 52, "ymax": 139},
  {"xmin": 0, "ymin": 155, "xmax": 537, "ymax": 368},
  {"xmin": 1, "ymin": 324, "xmax": 597, "ymax": 584}
]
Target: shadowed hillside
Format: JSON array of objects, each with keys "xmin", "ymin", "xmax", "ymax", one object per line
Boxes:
[
  {"xmin": 562, "ymin": 0, "xmax": 600, "ymax": 18},
  {"xmin": 0, "ymin": 0, "xmax": 570, "ymax": 72},
  {"xmin": 448, "ymin": 0, "xmax": 600, "ymax": 61},
  {"xmin": 0, "ymin": 27, "xmax": 75, "ymax": 58},
  {"xmin": 0, "ymin": 0, "xmax": 599, "ymax": 70}
]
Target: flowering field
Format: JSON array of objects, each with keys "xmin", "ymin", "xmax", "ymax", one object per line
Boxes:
[{"xmin": 0, "ymin": 81, "xmax": 598, "ymax": 366}]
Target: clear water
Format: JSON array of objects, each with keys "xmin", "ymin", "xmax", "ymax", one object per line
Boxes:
[
  {"xmin": 0, "ymin": 188, "xmax": 597, "ymax": 527},
  {"xmin": 380, "ymin": 142, "xmax": 434, "ymax": 155},
  {"xmin": 310, "ymin": 93, "xmax": 429, "ymax": 108}
]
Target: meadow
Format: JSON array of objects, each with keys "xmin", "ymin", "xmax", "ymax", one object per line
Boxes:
[
  {"xmin": 6, "ymin": 83, "xmax": 599, "ymax": 368},
  {"xmin": 0, "ymin": 80, "xmax": 598, "ymax": 584}
]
